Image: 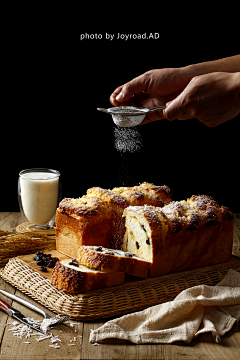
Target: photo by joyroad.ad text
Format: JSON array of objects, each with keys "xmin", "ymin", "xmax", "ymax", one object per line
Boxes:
[{"xmin": 80, "ymin": 32, "xmax": 160, "ymax": 41}]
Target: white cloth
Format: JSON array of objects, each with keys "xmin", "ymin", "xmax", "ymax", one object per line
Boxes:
[{"xmin": 89, "ymin": 269, "xmax": 240, "ymax": 344}]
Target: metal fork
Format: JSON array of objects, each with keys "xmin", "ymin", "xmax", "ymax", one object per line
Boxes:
[{"xmin": 0, "ymin": 289, "xmax": 70, "ymax": 326}]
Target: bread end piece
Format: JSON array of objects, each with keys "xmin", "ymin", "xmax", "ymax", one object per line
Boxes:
[{"xmin": 51, "ymin": 259, "xmax": 125, "ymax": 293}]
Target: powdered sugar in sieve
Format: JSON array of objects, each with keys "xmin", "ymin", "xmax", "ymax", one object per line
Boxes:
[
  {"xmin": 97, "ymin": 106, "xmax": 166, "ymax": 127},
  {"xmin": 109, "ymin": 107, "xmax": 147, "ymax": 127}
]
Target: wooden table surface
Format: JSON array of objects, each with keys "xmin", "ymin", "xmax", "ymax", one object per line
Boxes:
[{"xmin": 0, "ymin": 212, "xmax": 240, "ymax": 360}]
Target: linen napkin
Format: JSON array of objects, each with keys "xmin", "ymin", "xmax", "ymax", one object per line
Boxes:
[{"xmin": 89, "ymin": 269, "xmax": 240, "ymax": 344}]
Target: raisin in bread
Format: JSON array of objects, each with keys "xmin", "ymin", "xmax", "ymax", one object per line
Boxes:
[
  {"xmin": 123, "ymin": 195, "xmax": 234, "ymax": 277},
  {"xmin": 51, "ymin": 259, "xmax": 125, "ymax": 293},
  {"xmin": 56, "ymin": 182, "xmax": 172, "ymax": 258},
  {"xmin": 78, "ymin": 245, "xmax": 150, "ymax": 278}
]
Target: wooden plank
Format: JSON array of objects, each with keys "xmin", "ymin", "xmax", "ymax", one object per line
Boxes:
[
  {"xmin": 0, "ymin": 212, "xmax": 22, "ymax": 231},
  {"xmin": 0, "ymin": 284, "xmax": 84, "ymax": 360},
  {"xmin": 233, "ymin": 213, "xmax": 240, "ymax": 257},
  {"xmin": 188, "ymin": 325, "xmax": 240, "ymax": 360},
  {"xmin": 0, "ymin": 277, "xmax": 15, "ymax": 345}
]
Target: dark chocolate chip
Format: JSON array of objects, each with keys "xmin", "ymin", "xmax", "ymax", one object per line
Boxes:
[
  {"xmin": 136, "ymin": 242, "xmax": 140, "ymax": 249},
  {"xmin": 95, "ymin": 246, "xmax": 103, "ymax": 252},
  {"xmin": 36, "ymin": 260, "xmax": 46, "ymax": 266},
  {"xmin": 46, "ymin": 261, "xmax": 56, "ymax": 268},
  {"xmin": 125, "ymin": 252, "xmax": 133, "ymax": 257},
  {"xmin": 68, "ymin": 261, "xmax": 79, "ymax": 267},
  {"xmin": 36, "ymin": 251, "xmax": 44, "ymax": 256},
  {"xmin": 39, "ymin": 267, "xmax": 47, "ymax": 272}
]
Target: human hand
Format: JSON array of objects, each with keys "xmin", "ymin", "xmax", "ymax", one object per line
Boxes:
[
  {"xmin": 110, "ymin": 68, "xmax": 192, "ymax": 124},
  {"xmin": 164, "ymin": 72, "xmax": 240, "ymax": 127}
]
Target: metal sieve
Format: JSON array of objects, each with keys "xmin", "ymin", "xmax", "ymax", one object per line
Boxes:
[{"xmin": 97, "ymin": 106, "xmax": 166, "ymax": 127}]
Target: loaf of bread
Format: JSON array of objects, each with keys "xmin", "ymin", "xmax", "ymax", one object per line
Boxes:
[
  {"xmin": 51, "ymin": 259, "xmax": 125, "ymax": 293},
  {"xmin": 56, "ymin": 182, "xmax": 172, "ymax": 258},
  {"xmin": 77, "ymin": 245, "xmax": 150, "ymax": 278},
  {"xmin": 123, "ymin": 195, "xmax": 234, "ymax": 277}
]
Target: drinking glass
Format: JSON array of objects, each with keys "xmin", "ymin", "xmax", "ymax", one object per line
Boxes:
[{"xmin": 18, "ymin": 168, "xmax": 61, "ymax": 231}]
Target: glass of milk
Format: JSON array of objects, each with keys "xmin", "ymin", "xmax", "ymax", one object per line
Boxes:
[{"xmin": 18, "ymin": 168, "xmax": 61, "ymax": 230}]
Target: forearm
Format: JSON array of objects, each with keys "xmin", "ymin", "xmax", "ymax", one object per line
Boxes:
[
  {"xmin": 164, "ymin": 71, "xmax": 240, "ymax": 127},
  {"xmin": 182, "ymin": 55, "xmax": 240, "ymax": 79}
]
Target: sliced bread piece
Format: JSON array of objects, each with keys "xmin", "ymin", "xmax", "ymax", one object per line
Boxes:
[
  {"xmin": 77, "ymin": 245, "xmax": 150, "ymax": 278},
  {"xmin": 51, "ymin": 259, "xmax": 125, "ymax": 293}
]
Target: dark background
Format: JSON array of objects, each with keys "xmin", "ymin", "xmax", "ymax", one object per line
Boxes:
[{"xmin": 1, "ymin": 16, "xmax": 240, "ymax": 213}]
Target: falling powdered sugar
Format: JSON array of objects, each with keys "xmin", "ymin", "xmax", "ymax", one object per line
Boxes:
[{"xmin": 114, "ymin": 127, "xmax": 143, "ymax": 153}]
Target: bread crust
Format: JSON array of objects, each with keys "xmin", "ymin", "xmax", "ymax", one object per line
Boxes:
[
  {"xmin": 56, "ymin": 207, "xmax": 113, "ymax": 259},
  {"xmin": 51, "ymin": 260, "xmax": 125, "ymax": 293},
  {"xmin": 77, "ymin": 246, "xmax": 150, "ymax": 278},
  {"xmin": 56, "ymin": 182, "xmax": 172, "ymax": 257},
  {"xmin": 123, "ymin": 195, "xmax": 234, "ymax": 277}
]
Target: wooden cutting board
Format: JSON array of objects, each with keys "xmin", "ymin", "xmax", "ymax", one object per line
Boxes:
[{"xmin": 16, "ymin": 250, "xmax": 71, "ymax": 281}]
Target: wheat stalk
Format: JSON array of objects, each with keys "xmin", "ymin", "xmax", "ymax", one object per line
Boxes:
[{"xmin": 0, "ymin": 230, "xmax": 56, "ymax": 267}]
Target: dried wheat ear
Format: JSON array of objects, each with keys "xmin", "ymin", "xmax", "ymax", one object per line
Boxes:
[{"xmin": 0, "ymin": 230, "xmax": 56, "ymax": 267}]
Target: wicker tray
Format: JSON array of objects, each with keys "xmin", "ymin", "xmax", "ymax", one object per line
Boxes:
[{"xmin": 1, "ymin": 251, "xmax": 240, "ymax": 321}]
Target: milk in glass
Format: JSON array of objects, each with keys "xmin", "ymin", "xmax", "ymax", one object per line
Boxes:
[{"xmin": 20, "ymin": 172, "xmax": 59, "ymax": 224}]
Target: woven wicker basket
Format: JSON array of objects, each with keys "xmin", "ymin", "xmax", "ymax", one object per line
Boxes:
[{"xmin": 1, "ymin": 255, "xmax": 240, "ymax": 320}]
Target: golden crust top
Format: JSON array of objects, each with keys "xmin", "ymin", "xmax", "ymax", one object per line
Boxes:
[
  {"xmin": 87, "ymin": 187, "xmax": 129, "ymax": 208},
  {"xmin": 58, "ymin": 182, "xmax": 172, "ymax": 219},
  {"xmin": 112, "ymin": 182, "xmax": 172, "ymax": 206},
  {"xmin": 124, "ymin": 195, "xmax": 233, "ymax": 234},
  {"xmin": 58, "ymin": 195, "xmax": 113, "ymax": 219}
]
